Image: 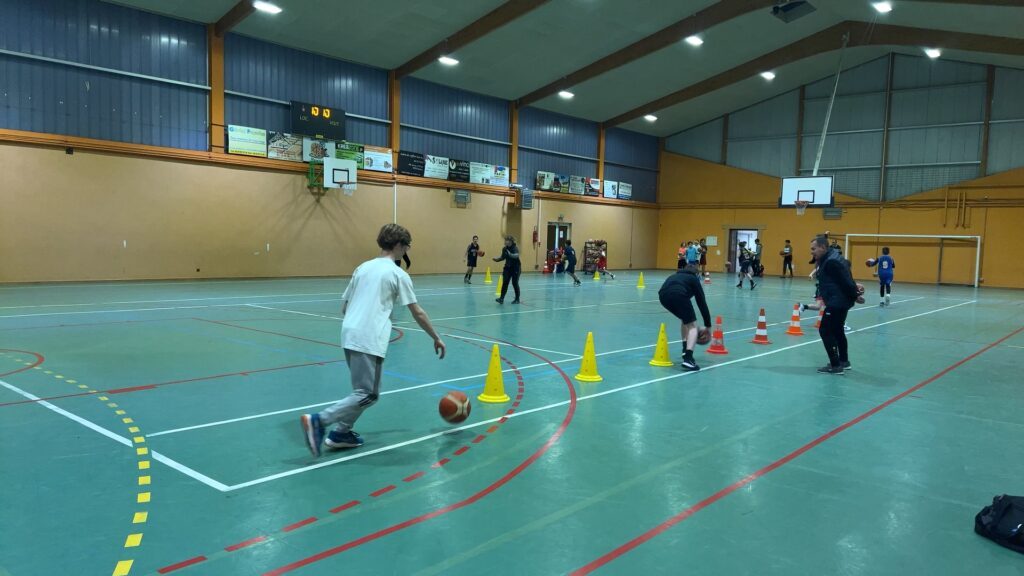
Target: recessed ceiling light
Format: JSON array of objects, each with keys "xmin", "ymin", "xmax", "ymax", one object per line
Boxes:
[
  {"xmin": 252, "ymin": 1, "xmax": 282, "ymax": 14},
  {"xmin": 684, "ymin": 35, "xmax": 703, "ymax": 47},
  {"xmin": 760, "ymin": 71, "xmax": 776, "ymax": 81},
  {"xmin": 644, "ymin": 114, "xmax": 658, "ymax": 122},
  {"xmin": 558, "ymin": 90, "xmax": 574, "ymax": 100},
  {"xmin": 871, "ymin": 2, "xmax": 893, "ymax": 14},
  {"xmin": 924, "ymin": 48, "xmax": 941, "ymax": 59},
  {"xmin": 438, "ymin": 55, "xmax": 459, "ymax": 66}
]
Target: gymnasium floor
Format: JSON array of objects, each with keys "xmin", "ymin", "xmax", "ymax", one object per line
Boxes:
[{"xmin": 1, "ymin": 271, "xmax": 1022, "ymax": 576}]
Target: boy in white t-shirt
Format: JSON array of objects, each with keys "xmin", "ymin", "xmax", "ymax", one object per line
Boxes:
[{"xmin": 300, "ymin": 224, "xmax": 446, "ymax": 456}]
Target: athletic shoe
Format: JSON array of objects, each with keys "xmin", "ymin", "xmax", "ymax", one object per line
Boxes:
[
  {"xmin": 609, "ymin": 273, "xmax": 616, "ymax": 279},
  {"xmin": 681, "ymin": 357, "xmax": 700, "ymax": 371},
  {"xmin": 325, "ymin": 430, "xmax": 364, "ymax": 449},
  {"xmin": 817, "ymin": 365, "xmax": 845, "ymax": 375},
  {"xmin": 574, "ymin": 280, "xmax": 581, "ymax": 286},
  {"xmin": 299, "ymin": 413, "xmax": 324, "ymax": 457},
  {"xmin": 736, "ymin": 282, "xmax": 742, "ymax": 288},
  {"xmin": 495, "ymin": 298, "xmax": 504, "ymax": 304},
  {"xmin": 844, "ymin": 325, "xmax": 852, "ymax": 332},
  {"xmin": 841, "ymin": 361, "xmax": 852, "ymax": 370},
  {"xmin": 511, "ymin": 299, "xmax": 521, "ymax": 304},
  {"xmin": 879, "ymin": 300, "xmax": 885, "ymax": 307},
  {"xmin": 750, "ymin": 281, "xmax": 757, "ymax": 290},
  {"xmin": 885, "ymin": 295, "xmax": 891, "ymax": 306}
]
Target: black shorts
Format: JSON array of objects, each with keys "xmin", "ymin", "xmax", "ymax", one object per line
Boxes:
[
  {"xmin": 566, "ymin": 262, "xmax": 576, "ymax": 274},
  {"xmin": 740, "ymin": 261, "xmax": 751, "ymax": 273},
  {"xmin": 467, "ymin": 257, "xmax": 478, "ymax": 267},
  {"xmin": 659, "ymin": 290, "xmax": 696, "ymax": 324}
]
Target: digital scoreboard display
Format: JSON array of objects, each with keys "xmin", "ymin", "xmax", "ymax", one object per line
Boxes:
[{"xmin": 290, "ymin": 101, "xmax": 346, "ymax": 141}]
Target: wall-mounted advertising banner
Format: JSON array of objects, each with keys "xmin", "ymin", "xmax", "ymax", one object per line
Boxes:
[
  {"xmin": 303, "ymin": 138, "xmax": 336, "ymax": 163},
  {"xmin": 398, "ymin": 150, "xmax": 426, "ymax": 176},
  {"xmin": 471, "ymin": 163, "xmax": 510, "ymax": 187},
  {"xmin": 569, "ymin": 175, "xmax": 586, "ymax": 195},
  {"xmin": 448, "ymin": 159, "xmax": 471, "ymax": 183},
  {"xmin": 585, "ymin": 178, "xmax": 601, "ymax": 196},
  {"xmin": 335, "ymin": 142, "xmax": 365, "ymax": 169},
  {"xmin": 617, "ymin": 181, "xmax": 632, "ymax": 200},
  {"xmin": 553, "ymin": 174, "xmax": 569, "ymax": 193},
  {"xmin": 267, "ymin": 132, "xmax": 303, "ymax": 161},
  {"xmin": 535, "ymin": 171, "xmax": 555, "ymax": 191},
  {"xmin": 603, "ymin": 180, "xmax": 619, "ymax": 198},
  {"xmin": 227, "ymin": 125, "xmax": 267, "ymax": 157},
  {"xmin": 363, "ymin": 145, "xmax": 393, "ymax": 173},
  {"xmin": 424, "ymin": 155, "xmax": 450, "ymax": 179}
]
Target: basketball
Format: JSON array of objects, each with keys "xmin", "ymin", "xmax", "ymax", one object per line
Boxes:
[
  {"xmin": 477, "ymin": 250, "xmax": 485, "ymax": 257},
  {"xmin": 696, "ymin": 328, "xmax": 711, "ymax": 346},
  {"xmin": 439, "ymin": 391, "xmax": 471, "ymax": 424},
  {"xmin": 779, "ymin": 250, "xmax": 786, "ymax": 256},
  {"xmin": 856, "ymin": 283, "xmax": 865, "ymax": 295},
  {"xmin": 866, "ymin": 258, "xmax": 876, "ymax": 267}
]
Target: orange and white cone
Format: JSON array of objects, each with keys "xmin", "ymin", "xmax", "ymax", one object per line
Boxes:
[
  {"xmin": 703, "ymin": 273, "xmax": 712, "ymax": 285},
  {"xmin": 751, "ymin": 308, "xmax": 771, "ymax": 344},
  {"xmin": 785, "ymin": 304, "xmax": 804, "ymax": 336},
  {"xmin": 815, "ymin": 306, "xmax": 825, "ymax": 329},
  {"xmin": 707, "ymin": 316, "xmax": 729, "ymax": 355}
]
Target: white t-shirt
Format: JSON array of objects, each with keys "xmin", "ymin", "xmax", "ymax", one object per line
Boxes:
[{"xmin": 341, "ymin": 257, "xmax": 417, "ymax": 357}]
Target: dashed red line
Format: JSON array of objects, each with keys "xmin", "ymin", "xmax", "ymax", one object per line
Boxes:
[
  {"xmin": 472, "ymin": 435, "xmax": 486, "ymax": 444},
  {"xmin": 370, "ymin": 485, "xmax": 396, "ymax": 498},
  {"xmin": 453, "ymin": 446, "xmax": 470, "ymax": 456},
  {"xmin": 281, "ymin": 517, "xmax": 317, "ymax": 532},
  {"xmin": 403, "ymin": 471, "xmax": 426, "ymax": 482},
  {"xmin": 486, "ymin": 425, "xmax": 499, "ymax": 433},
  {"xmin": 329, "ymin": 500, "xmax": 360, "ymax": 514},
  {"xmin": 499, "ymin": 417, "xmax": 508, "ymax": 423},
  {"xmin": 157, "ymin": 556, "xmax": 207, "ymax": 574},
  {"xmin": 432, "ymin": 458, "xmax": 451, "ymax": 468},
  {"xmin": 224, "ymin": 536, "xmax": 266, "ymax": 551}
]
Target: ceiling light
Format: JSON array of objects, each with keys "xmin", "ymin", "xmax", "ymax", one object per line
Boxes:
[
  {"xmin": 252, "ymin": 1, "xmax": 282, "ymax": 14},
  {"xmin": 644, "ymin": 114, "xmax": 658, "ymax": 122},
  {"xmin": 760, "ymin": 71, "xmax": 776, "ymax": 81},
  {"xmin": 871, "ymin": 2, "xmax": 892, "ymax": 14},
  {"xmin": 684, "ymin": 35, "xmax": 704, "ymax": 47},
  {"xmin": 438, "ymin": 55, "xmax": 459, "ymax": 66},
  {"xmin": 924, "ymin": 48, "xmax": 941, "ymax": 59},
  {"xmin": 558, "ymin": 90, "xmax": 574, "ymax": 99}
]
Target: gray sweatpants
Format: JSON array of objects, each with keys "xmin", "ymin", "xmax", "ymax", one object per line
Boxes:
[{"xmin": 318, "ymin": 349, "xmax": 384, "ymax": 433}]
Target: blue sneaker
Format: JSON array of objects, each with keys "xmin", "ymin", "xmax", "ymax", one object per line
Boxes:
[
  {"xmin": 300, "ymin": 413, "xmax": 324, "ymax": 457},
  {"xmin": 325, "ymin": 429, "xmax": 364, "ymax": 449}
]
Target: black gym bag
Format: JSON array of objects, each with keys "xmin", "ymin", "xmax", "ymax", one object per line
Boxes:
[{"xmin": 975, "ymin": 494, "xmax": 1024, "ymax": 554}]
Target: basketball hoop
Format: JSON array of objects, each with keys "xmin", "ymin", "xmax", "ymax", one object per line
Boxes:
[{"xmin": 794, "ymin": 200, "xmax": 810, "ymax": 216}]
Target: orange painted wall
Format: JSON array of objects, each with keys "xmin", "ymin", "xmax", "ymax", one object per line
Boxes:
[{"xmin": 657, "ymin": 152, "xmax": 1024, "ymax": 289}]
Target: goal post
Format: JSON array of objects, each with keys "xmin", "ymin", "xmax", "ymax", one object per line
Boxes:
[{"xmin": 844, "ymin": 234, "xmax": 982, "ymax": 288}]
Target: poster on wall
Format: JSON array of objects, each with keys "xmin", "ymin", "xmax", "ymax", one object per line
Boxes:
[
  {"xmin": 398, "ymin": 150, "xmax": 426, "ymax": 176},
  {"xmin": 617, "ymin": 181, "xmax": 632, "ymax": 200},
  {"xmin": 535, "ymin": 171, "xmax": 555, "ymax": 191},
  {"xmin": 424, "ymin": 155, "xmax": 450, "ymax": 179},
  {"xmin": 363, "ymin": 145, "xmax": 393, "ymax": 173},
  {"xmin": 227, "ymin": 125, "xmax": 267, "ymax": 157},
  {"xmin": 335, "ymin": 142, "xmax": 365, "ymax": 169},
  {"xmin": 303, "ymin": 138, "xmax": 336, "ymax": 163},
  {"xmin": 585, "ymin": 178, "xmax": 601, "ymax": 196},
  {"xmin": 267, "ymin": 132, "xmax": 303, "ymax": 161},
  {"xmin": 551, "ymin": 174, "xmax": 568, "ymax": 193},
  {"xmin": 603, "ymin": 180, "xmax": 619, "ymax": 198},
  {"xmin": 448, "ymin": 159, "xmax": 471, "ymax": 183},
  {"xmin": 470, "ymin": 162, "xmax": 510, "ymax": 187},
  {"xmin": 569, "ymin": 175, "xmax": 586, "ymax": 195}
]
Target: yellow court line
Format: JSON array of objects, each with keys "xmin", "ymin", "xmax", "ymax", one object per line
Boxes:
[
  {"xmin": 136, "ymin": 447, "xmax": 148, "ymax": 456},
  {"xmin": 128, "ymin": 426, "xmax": 139, "ymax": 433},
  {"xmin": 123, "ymin": 418, "xmax": 134, "ymax": 424},
  {"xmin": 137, "ymin": 492, "xmax": 150, "ymax": 503},
  {"xmin": 138, "ymin": 461, "xmax": 150, "ymax": 470},
  {"xmin": 138, "ymin": 476, "xmax": 150, "ymax": 486},
  {"xmin": 112, "ymin": 559, "xmax": 133, "ymax": 576},
  {"xmin": 132, "ymin": 436, "xmax": 145, "ymax": 444},
  {"xmin": 132, "ymin": 511, "xmax": 148, "ymax": 524}
]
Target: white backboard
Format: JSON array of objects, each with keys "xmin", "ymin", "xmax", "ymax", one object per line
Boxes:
[
  {"xmin": 779, "ymin": 176, "xmax": 833, "ymax": 207},
  {"xmin": 323, "ymin": 157, "xmax": 358, "ymax": 188}
]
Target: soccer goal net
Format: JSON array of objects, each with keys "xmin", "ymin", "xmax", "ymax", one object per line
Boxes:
[{"xmin": 843, "ymin": 234, "xmax": 982, "ymax": 288}]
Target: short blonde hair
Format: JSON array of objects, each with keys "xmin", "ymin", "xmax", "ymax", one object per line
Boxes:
[{"xmin": 377, "ymin": 223, "xmax": 412, "ymax": 250}]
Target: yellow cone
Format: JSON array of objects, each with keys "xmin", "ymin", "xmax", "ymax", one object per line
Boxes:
[
  {"xmin": 478, "ymin": 344, "xmax": 510, "ymax": 403},
  {"xmin": 484, "ymin": 267, "xmax": 493, "ymax": 284},
  {"xmin": 494, "ymin": 275, "xmax": 503, "ymax": 296},
  {"xmin": 593, "ymin": 269, "xmax": 600, "ymax": 281},
  {"xmin": 575, "ymin": 332, "xmax": 603, "ymax": 382},
  {"xmin": 649, "ymin": 323, "xmax": 674, "ymax": 367},
  {"xmin": 637, "ymin": 272, "xmax": 645, "ymax": 289}
]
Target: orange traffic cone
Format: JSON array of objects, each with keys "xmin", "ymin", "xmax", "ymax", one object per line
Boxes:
[
  {"xmin": 751, "ymin": 308, "xmax": 771, "ymax": 345},
  {"xmin": 703, "ymin": 273, "xmax": 711, "ymax": 285},
  {"xmin": 815, "ymin": 306, "xmax": 824, "ymax": 329},
  {"xmin": 707, "ymin": 316, "xmax": 729, "ymax": 355},
  {"xmin": 542, "ymin": 261, "xmax": 551, "ymax": 274},
  {"xmin": 785, "ymin": 304, "xmax": 804, "ymax": 336}
]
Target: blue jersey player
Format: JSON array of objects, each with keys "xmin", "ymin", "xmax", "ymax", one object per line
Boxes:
[{"xmin": 870, "ymin": 247, "xmax": 895, "ymax": 306}]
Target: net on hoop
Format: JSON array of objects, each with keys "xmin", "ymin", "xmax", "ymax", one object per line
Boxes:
[{"xmin": 794, "ymin": 200, "xmax": 809, "ymax": 216}]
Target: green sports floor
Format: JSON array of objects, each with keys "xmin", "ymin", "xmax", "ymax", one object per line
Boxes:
[{"xmin": 1, "ymin": 271, "xmax": 1022, "ymax": 575}]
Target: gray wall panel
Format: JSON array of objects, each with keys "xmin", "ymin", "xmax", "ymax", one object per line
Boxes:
[
  {"xmin": 519, "ymin": 107, "xmax": 598, "ymax": 158},
  {"xmin": 803, "ymin": 91, "xmax": 886, "ymax": 134},
  {"xmin": 987, "ymin": 123, "xmax": 1024, "ymax": 174},
  {"xmin": 801, "ymin": 132, "xmax": 884, "ymax": 169},
  {"xmin": 401, "ymin": 127, "xmax": 508, "ymax": 166},
  {"xmin": 604, "ymin": 164, "xmax": 657, "ymax": 203},
  {"xmin": 605, "ymin": 127, "xmax": 658, "ymax": 170},
  {"xmin": 885, "ymin": 165, "xmax": 979, "ymax": 199},
  {"xmin": 517, "ymin": 148, "xmax": 597, "ymax": 187},
  {"xmin": 727, "ymin": 138, "xmax": 796, "ymax": 178},
  {"xmin": 889, "ymin": 84, "xmax": 985, "ymax": 127},
  {"xmin": 805, "ymin": 56, "xmax": 888, "ymax": 99},
  {"xmin": 887, "ymin": 125, "xmax": 982, "ymax": 165},
  {"xmin": 665, "ymin": 118, "xmax": 723, "ymax": 163},
  {"xmin": 401, "ymin": 77, "xmax": 508, "ymax": 142},
  {"xmin": 728, "ymin": 90, "xmax": 798, "ymax": 140},
  {"xmin": 892, "ymin": 54, "xmax": 986, "ymax": 89},
  {"xmin": 992, "ymin": 67, "xmax": 1024, "ymax": 121}
]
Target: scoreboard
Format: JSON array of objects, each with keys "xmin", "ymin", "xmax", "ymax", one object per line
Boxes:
[{"xmin": 290, "ymin": 101, "xmax": 346, "ymax": 141}]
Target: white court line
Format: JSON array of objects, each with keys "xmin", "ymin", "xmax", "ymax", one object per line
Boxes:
[
  {"xmin": 0, "ymin": 377, "xmax": 231, "ymax": 492},
  {"xmin": 218, "ymin": 299, "xmax": 977, "ymax": 491},
  {"xmin": 147, "ymin": 296, "xmax": 932, "ymax": 437}
]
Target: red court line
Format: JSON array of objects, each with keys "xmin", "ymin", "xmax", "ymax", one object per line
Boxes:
[
  {"xmin": 0, "ymin": 350, "xmax": 44, "ymax": 377},
  {"xmin": 107, "ymin": 384, "xmax": 156, "ymax": 394},
  {"xmin": 225, "ymin": 536, "xmax": 267, "ymax": 552},
  {"xmin": 403, "ymin": 471, "xmax": 426, "ymax": 482},
  {"xmin": 453, "ymin": 446, "xmax": 470, "ymax": 456},
  {"xmin": 486, "ymin": 425, "xmax": 500, "ymax": 433},
  {"xmin": 281, "ymin": 517, "xmax": 318, "ymax": 533},
  {"xmin": 157, "ymin": 556, "xmax": 207, "ymax": 574},
  {"xmin": 570, "ymin": 324, "xmax": 1024, "ymax": 575},
  {"xmin": 370, "ymin": 485, "xmax": 396, "ymax": 498},
  {"xmin": 260, "ymin": 328, "xmax": 578, "ymax": 576},
  {"xmin": 0, "ymin": 316, "xmax": 195, "ymax": 332},
  {"xmin": 329, "ymin": 500, "xmax": 360, "ymax": 514},
  {"xmin": 195, "ymin": 318, "xmax": 341, "ymax": 348},
  {"xmin": 471, "ymin": 435, "xmax": 487, "ymax": 444}
]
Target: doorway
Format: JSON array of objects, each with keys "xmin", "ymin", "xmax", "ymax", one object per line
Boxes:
[
  {"xmin": 728, "ymin": 229, "xmax": 759, "ymax": 273},
  {"xmin": 546, "ymin": 221, "xmax": 572, "ymax": 254}
]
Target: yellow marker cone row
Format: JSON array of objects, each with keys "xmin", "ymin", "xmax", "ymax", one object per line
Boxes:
[
  {"xmin": 593, "ymin": 269, "xmax": 600, "ymax": 281},
  {"xmin": 649, "ymin": 323, "xmax": 674, "ymax": 367},
  {"xmin": 636, "ymin": 272, "xmax": 645, "ymax": 289},
  {"xmin": 495, "ymin": 275, "xmax": 503, "ymax": 296},
  {"xmin": 575, "ymin": 331, "xmax": 603, "ymax": 382},
  {"xmin": 484, "ymin": 267, "xmax": 493, "ymax": 284},
  {"xmin": 478, "ymin": 344, "xmax": 510, "ymax": 403}
]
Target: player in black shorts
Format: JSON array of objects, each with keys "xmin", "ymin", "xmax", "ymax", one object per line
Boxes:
[
  {"xmin": 464, "ymin": 235, "xmax": 479, "ymax": 284},
  {"xmin": 563, "ymin": 239, "xmax": 582, "ymax": 286},
  {"xmin": 659, "ymin": 264, "xmax": 713, "ymax": 371}
]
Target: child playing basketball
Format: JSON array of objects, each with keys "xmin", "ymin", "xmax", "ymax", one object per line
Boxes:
[
  {"xmin": 659, "ymin": 264, "xmax": 713, "ymax": 371},
  {"xmin": 464, "ymin": 235, "xmax": 480, "ymax": 284},
  {"xmin": 597, "ymin": 250, "xmax": 615, "ymax": 279},
  {"xmin": 563, "ymin": 240, "xmax": 582, "ymax": 286},
  {"xmin": 300, "ymin": 224, "xmax": 446, "ymax": 457},
  {"xmin": 736, "ymin": 241, "xmax": 756, "ymax": 290},
  {"xmin": 869, "ymin": 247, "xmax": 896, "ymax": 306}
]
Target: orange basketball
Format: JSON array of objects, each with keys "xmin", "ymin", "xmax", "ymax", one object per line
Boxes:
[
  {"xmin": 696, "ymin": 328, "xmax": 712, "ymax": 346},
  {"xmin": 866, "ymin": 258, "xmax": 876, "ymax": 267},
  {"xmin": 477, "ymin": 250, "xmax": 485, "ymax": 257},
  {"xmin": 439, "ymin": 391, "xmax": 471, "ymax": 424}
]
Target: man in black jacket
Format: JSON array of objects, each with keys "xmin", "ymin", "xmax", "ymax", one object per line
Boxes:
[
  {"xmin": 659, "ymin": 264, "xmax": 713, "ymax": 371},
  {"xmin": 810, "ymin": 235, "xmax": 860, "ymax": 375}
]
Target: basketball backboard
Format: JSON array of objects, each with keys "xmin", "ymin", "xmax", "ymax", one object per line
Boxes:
[{"xmin": 779, "ymin": 176, "xmax": 833, "ymax": 207}]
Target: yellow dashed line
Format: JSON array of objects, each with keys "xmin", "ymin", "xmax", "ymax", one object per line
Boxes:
[
  {"xmin": 137, "ymin": 461, "xmax": 150, "ymax": 470},
  {"xmin": 132, "ymin": 511, "xmax": 148, "ymax": 524},
  {"xmin": 78, "ymin": 384, "xmax": 89, "ymax": 389},
  {"xmin": 43, "ymin": 370, "xmax": 52, "ymax": 374},
  {"xmin": 54, "ymin": 374, "xmax": 64, "ymax": 379},
  {"xmin": 122, "ymin": 418, "xmax": 134, "ymax": 424},
  {"xmin": 136, "ymin": 447, "xmax": 148, "ymax": 456},
  {"xmin": 112, "ymin": 559, "xmax": 133, "ymax": 576},
  {"xmin": 98, "ymin": 396, "xmax": 109, "ymax": 401},
  {"xmin": 128, "ymin": 426, "xmax": 140, "ymax": 433},
  {"xmin": 66, "ymin": 379, "xmax": 77, "ymax": 384},
  {"xmin": 137, "ymin": 492, "xmax": 151, "ymax": 503},
  {"xmin": 138, "ymin": 476, "xmax": 150, "ymax": 486},
  {"xmin": 108, "ymin": 403, "xmax": 118, "ymax": 408},
  {"xmin": 124, "ymin": 533, "xmax": 143, "ymax": 548},
  {"xmin": 115, "ymin": 410, "xmax": 126, "ymax": 415},
  {"xmin": 132, "ymin": 437, "xmax": 145, "ymax": 444}
]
